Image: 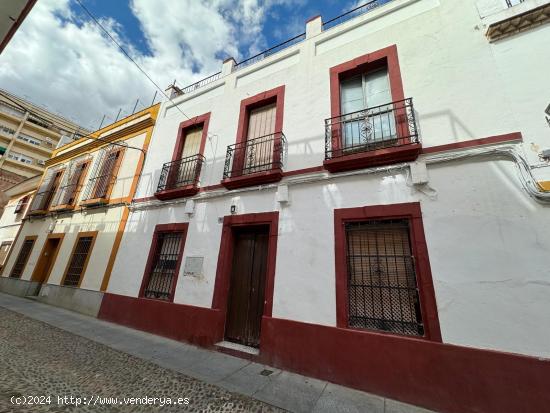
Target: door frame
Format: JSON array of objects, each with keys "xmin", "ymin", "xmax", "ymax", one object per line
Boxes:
[
  {"xmin": 212, "ymin": 212, "xmax": 279, "ymax": 345},
  {"xmin": 31, "ymin": 233, "xmax": 65, "ymax": 283}
]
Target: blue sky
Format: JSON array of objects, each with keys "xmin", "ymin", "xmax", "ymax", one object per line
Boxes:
[
  {"xmin": 75, "ymin": 0, "xmax": 350, "ymax": 64},
  {"xmin": 0, "ymin": 0, "xmax": 383, "ymax": 129}
]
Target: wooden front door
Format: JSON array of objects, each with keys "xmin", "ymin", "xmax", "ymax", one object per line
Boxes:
[
  {"xmin": 225, "ymin": 226, "xmax": 269, "ymax": 347},
  {"xmin": 31, "ymin": 238, "xmax": 61, "ymax": 284}
]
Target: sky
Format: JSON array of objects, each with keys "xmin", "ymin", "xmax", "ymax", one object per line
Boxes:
[{"xmin": 0, "ymin": 0, "xmax": 368, "ymax": 131}]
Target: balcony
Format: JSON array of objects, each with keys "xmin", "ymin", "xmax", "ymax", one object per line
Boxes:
[
  {"xmin": 221, "ymin": 132, "xmax": 286, "ymax": 190},
  {"xmin": 28, "ymin": 189, "xmax": 54, "ymax": 215},
  {"xmin": 155, "ymin": 154, "xmax": 205, "ymax": 200},
  {"xmin": 323, "ymin": 98, "xmax": 421, "ymax": 173}
]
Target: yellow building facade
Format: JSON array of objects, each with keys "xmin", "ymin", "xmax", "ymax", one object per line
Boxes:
[{"xmin": 0, "ymin": 104, "xmax": 159, "ymax": 315}]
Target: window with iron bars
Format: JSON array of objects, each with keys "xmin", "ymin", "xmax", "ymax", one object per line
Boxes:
[
  {"xmin": 345, "ymin": 219, "xmax": 424, "ymax": 336},
  {"xmin": 51, "ymin": 161, "xmax": 89, "ymax": 208},
  {"xmin": 63, "ymin": 235, "xmax": 95, "ymax": 287},
  {"xmin": 29, "ymin": 169, "xmax": 64, "ymax": 213},
  {"xmin": 142, "ymin": 231, "xmax": 185, "ymax": 300},
  {"xmin": 9, "ymin": 238, "xmax": 35, "ymax": 278},
  {"xmin": 82, "ymin": 148, "xmax": 123, "ymax": 201}
]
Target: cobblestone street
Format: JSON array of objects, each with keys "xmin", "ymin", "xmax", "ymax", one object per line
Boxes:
[{"xmin": 0, "ymin": 308, "xmax": 282, "ymax": 412}]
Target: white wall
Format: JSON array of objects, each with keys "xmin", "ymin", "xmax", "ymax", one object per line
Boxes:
[
  {"xmin": 107, "ymin": 0, "xmax": 550, "ymax": 361},
  {"xmin": 134, "ymin": 0, "xmax": 550, "ymax": 198}
]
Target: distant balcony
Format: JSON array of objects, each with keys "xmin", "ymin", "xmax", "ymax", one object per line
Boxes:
[
  {"xmin": 324, "ymin": 98, "xmax": 421, "ymax": 173},
  {"xmin": 221, "ymin": 132, "xmax": 286, "ymax": 190},
  {"xmin": 155, "ymin": 154, "xmax": 205, "ymax": 200}
]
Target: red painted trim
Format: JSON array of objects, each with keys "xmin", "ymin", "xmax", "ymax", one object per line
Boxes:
[
  {"xmin": 235, "ymin": 86, "xmax": 285, "ymax": 146},
  {"xmin": 334, "ymin": 202, "xmax": 441, "ymax": 341},
  {"xmin": 230, "ymin": 86, "xmax": 285, "ymax": 180},
  {"xmin": 171, "ymin": 112, "xmax": 211, "ymax": 162},
  {"xmin": 260, "ymin": 317, "xmax": 550, "ymax": 413},
  {"xmin": 155, "ymin": 184, "xmax": 200, "ymax": 200},
  {"xmin": 221, "ymin": 169, "xmax": 283, "ymax": 190},
  {"xmin": 138, "ymin": 223, "xmax": 188, "ymax": 302},
  {"xmin": 329, "ymin": 45, "xmax": 405, "ymax": 151},
  {"xmin": 421, "ymin": 132, "xmax": 523, "ymax": 154},
  {"xmin": 130, "ymin": 132, "xmax": 523, "ymax": 203},
  {"xmin": 98, "ymin": 293, "xmax": 224, "ymax": 347},
  {"xmin": 306, "ymin": 14, "xmax": 321, "ymax": 23},
  {"xmin": 211, "ymin": 212, "xmax": 279, "ymax": 330},
  {"xmin": 324, "ymin": 143, "xmax": 422, "ymax": 173},
  {"xmin": 282, "ymin": 165, "xmax": 325, "ymax": 177}
]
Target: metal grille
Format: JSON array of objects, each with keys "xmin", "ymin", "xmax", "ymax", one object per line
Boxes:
[
  {"xmin": 325, "ymin": 98, "xmax": 418, "ymax": 160},
  {"xmin": 322, "ymin": 0, "xmax": 389, "ymax": 31},
  {"xmin": 63, "ymin": 236, "xmax": 93, "ymax": 287},
  {"xmin": 52, "ymin": 162, "xmax": 88, "ymax": 207},
  {"xmin": 29, "ymin": 169, "xmax": 62, "ymax": 213},
  {"xmin": 83, "ymin": 149, "xmax": 121, "ymax": 201},
  {"xmin": 223, "ymin": 132, "xmax": 286, "ymax": 179},
  {"xmin": 9, "ymin": 239, "xmax": 35, "ymax": 278},
  {"xmin": 143, "ymin": 232, "xmax": 184, "ymax": 300},
  {"xmin": 345, "ymin": 219, "xmax": 424, "ymax": 336},
  {"xmin": 506, "ymin": 0, "xmax": 524, "ymax": 7},
  {"xmin": 156, "ymin": 154, "xmax": 204, "ymax": 193}
]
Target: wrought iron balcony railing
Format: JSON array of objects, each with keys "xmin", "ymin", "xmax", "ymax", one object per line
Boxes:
[
  {"xmin": 157, "ymin": 154, "xmax": 205, "ymax": 193},
  {"xmin": 325, "ymin": 98, "xmax": 419, "ymax": 160},
  {"xmin": 506, "ymin": 0, "xmax": 524, "ymax": 7},
  {"xmin": 223, "ymin": 132, "xmax": 286, "ymax": 180}
]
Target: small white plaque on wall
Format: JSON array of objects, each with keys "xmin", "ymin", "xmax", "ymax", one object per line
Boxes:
[{"xmin": 183, "ymin": 257, "xmax": 204, "ymax": 277}]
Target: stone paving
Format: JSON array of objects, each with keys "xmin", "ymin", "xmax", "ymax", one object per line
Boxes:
[{"xmin": 0, "ymin": 308, "xmax": 282, "ymax": 412}]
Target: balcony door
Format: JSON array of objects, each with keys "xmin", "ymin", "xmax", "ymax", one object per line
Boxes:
[
  {"xmin": 244, "ymin": 103, "xmax": 276, "ymax": 174},
  {"xmin": 340, "ymin": 68, "xmax": 395, "ymax": 149},
  {"xmin": 173, "ymin": 126, "xmax": 202, "ymax": 186}
]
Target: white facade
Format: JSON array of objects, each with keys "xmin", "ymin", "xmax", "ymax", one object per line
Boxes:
[{"xmin": 105, "ymin": 0, "xmax": 550, "ymax": 363}]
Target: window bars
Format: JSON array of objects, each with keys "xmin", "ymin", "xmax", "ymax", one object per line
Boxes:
[
  {"xmin": 345, "ymin": 219, "xmax": 424, "ymax": 336},
  {"xmin": 63, "ymin": 236, "xmax": 94, "ymax": 287},
  {"xmin": 143, "ymin": 232, "xmax": 184, "ymax": 300},
  {"xmin": 156, "ymin": 154, "xmax": 205, "ymax": 193},
  {"xmin": 9, "ymin": 238, "xmax": 35, "ymax": 278},
  {"xmin": 51, "ymin": 159, "xmax": 89, "ymax": 208},
  {"xmin": 82, "ymin": 145, "xmax": 125, "ymax": 202},
  {"xmin": 223, "ymin": 132, "xmax": 287, "ymax": 179},
  {"xmin": 325, "ymin": 98, "xmax": 419, "ymax": 160},
  {"xmin": 29, "ymin": 168, "xmax": 64, "ymax": 213}
]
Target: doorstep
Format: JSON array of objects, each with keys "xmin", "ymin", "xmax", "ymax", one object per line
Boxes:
[{"xmin": 0, "ymin": 292, "xmax": 436, "ymax": 413}]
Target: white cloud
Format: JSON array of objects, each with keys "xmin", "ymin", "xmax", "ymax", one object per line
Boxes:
[{"xmin": 0, "ymin": 0, "xmax": 302, "ymax": 130}]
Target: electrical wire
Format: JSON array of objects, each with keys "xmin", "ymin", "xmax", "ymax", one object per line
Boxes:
[{"xmin": 74, "ymin": 0, "xmax": 192, "ymax": 122}]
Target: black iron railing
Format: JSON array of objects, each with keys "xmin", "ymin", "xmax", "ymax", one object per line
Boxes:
[
  {"xmin": 175, "ymin": 72, "xmax": 222, "ymax": 97},
  {"xmin": 223, "ymin": 132, "xmax": 286, "ymax": 179},
  {"xmin": 322, "ymin": 0, "xmax": 390, "ymax": 31},
  {"xmin": 325, "ymin": 98, "xmax": 418, "ymax": 160},
  {"xmin": 235, "ymin": 34, "xmax": 305, "ymax": 71},
  {"xmin": 156, "ymin": 154, "xmax": 205, "ymax": 193}
]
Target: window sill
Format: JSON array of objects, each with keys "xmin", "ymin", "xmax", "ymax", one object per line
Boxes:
[
  {"xmin": 49, "ymin": 204, "xmax": 76, "ymax": 212},
  {"xmin": 27, "ymin": 210, "xmax": 47, "ymax": 216},
  {"xmin": 80, "ymin": 197, "xmax": 108, "ymax": 207},
  {"xmin": 221, "ymin": 169, "xmax": 283, "ymax": 190},
  {"xmin": 485, "ymin": 2, "xmax": 550, "ymax": 42},
  {"xmin": 155, "ymin": 184, "xmax": 200, "ymax": 201},
  {"xmin": 324, "ymin": 142, "xmax": 422, "ymax": 173}
]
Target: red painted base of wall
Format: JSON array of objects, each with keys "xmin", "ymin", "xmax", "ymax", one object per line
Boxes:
[
  {"xmin": 261, "ymin": 317, "xmax": 550, "ymax": 413},
  {"xmin": 98, "ymin": 293, "xmax": 550, "ymax": 413},
  {"xmin": 324, "ymin": 143, "xmax": 421, "ymax": 173},
  {"xmin": 98, "ymin": 293, "xmax": 224, "ymax": 347},
  {"xmin": 221, "ymin": 169, "xmax": 283, "ymax": 190}
]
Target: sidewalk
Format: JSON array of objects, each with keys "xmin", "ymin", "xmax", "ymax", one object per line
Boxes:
[{"xmin": 0, "ymin": 292, "xmax": 435, "ymax": 413}]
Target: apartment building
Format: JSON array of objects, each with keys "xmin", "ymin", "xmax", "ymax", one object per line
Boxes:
[
  {"xmin": 0, "ymin": 89, "xmax": 89, "ymax": 191},
  {"xmin": 0, "ymin": 175, "xmax": 40, "ymax": 272},
  {"xmin": 99, "ymin": 1, "xmax": 550, "ymax": 411},
  {"xmin": 0, "ymin": 104, "xmax": 159, "ymax": 313}
]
